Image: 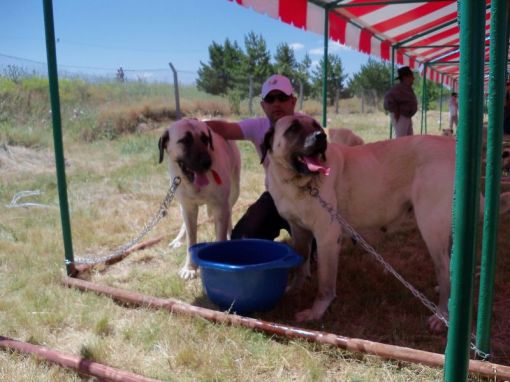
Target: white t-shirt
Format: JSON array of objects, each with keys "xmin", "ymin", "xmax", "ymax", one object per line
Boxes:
[
  {"xmin": 238, "ymin": 113, "xmax": 304, "ymax": 189},
  {"xmin": 238, "ymin": 117, "xmax": 271, "ymax": 169},
  {"xmin": 238, "ymin": 113, "xmax": 305, "ymax": 168}
]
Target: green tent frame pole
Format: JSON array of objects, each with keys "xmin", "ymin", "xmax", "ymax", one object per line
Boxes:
[
  {"xmin": 42, "ymin": 0, "xmax": 76, "ymax": 276},
  {"xmin": 439, "ymin": 74, "xmax": 444, "ymax": 131},
  {"xmin": 476, "ymin": 0, "xmax": 510, "ymax": 357},
  {"xmin": 322, "ymin": 6, "xmax": 329, "ymax": 127},
  {"xmin": 444, "ymin": 0, "xmax": 486, "ymax": 380},
  {"xmin": 389, "ymin": 45, "xmax": 395, "ymax": 139},
  {"xmin": 420, "ymin": 64, "xmax": 427, "ymax": 135}
]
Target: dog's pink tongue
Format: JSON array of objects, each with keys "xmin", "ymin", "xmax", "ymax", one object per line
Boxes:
[
  {"xmin": 194, "ymin": 173, "xmax": 209, "ymax": 188},
  {"xmin": 303, "ymin": 156, "xmax": 330, "ymax": 176}
]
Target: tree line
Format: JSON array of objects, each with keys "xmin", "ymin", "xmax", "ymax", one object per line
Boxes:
[{"xmin": 196, "ymin": 32, "xmax": 445, "ymax": 109}]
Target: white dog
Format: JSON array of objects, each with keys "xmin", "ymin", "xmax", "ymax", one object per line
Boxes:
[
  {"xmin": 158, "ymin": 118, "xmax": 241, "ymax": 279},
  {"xmin": 327, "ymin": 127, "xmax": 364, "ymax": 146},
  {"xmin": 261, "ymin": 115, "xmax": 510, "ymax": 332}
]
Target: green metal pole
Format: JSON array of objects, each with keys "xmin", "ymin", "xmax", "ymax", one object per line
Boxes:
[
  {"xmin": 42, "ymin": 0, "xmax": 76, "ymax": 276},
  {"xmin": 389, "ymin": 46, "xmax": 395, "ymax": 139},
  {"xmin": 421, "ymin": 64, "xmax": 427, "ymax": 135},
  {"xmin": 476, "ymin": 0, "xmax": 509, "ymax": 357},
  {"xmin": 322, "ymin": 7, "xmax": 329, "ymax": 127},
  {"xmin": 444, "ymin": 0, "xmax": 486, "ymax": 380},
  {"xmin": 439, "ymin": 74, "xmax": 444, "ymax": 131},
  {"xmin": 424, "ymin": 71, "xmax": 428, "ymax": 134}
]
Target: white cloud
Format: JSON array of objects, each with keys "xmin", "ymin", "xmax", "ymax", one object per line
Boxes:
[
  {"xmin": 308, "ymin": 42, "xmax": 352, "ymax": 56},
  {"xmin": 289, "ymin": 42, "xmax": 304, "ymax": 51},
  {"xmin": 309, "ymin": 48, "xmax": 323, "ymax": 56}
]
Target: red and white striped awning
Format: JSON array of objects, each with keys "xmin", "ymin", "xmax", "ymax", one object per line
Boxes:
[{"xmin": 229, "ymin": 0, "xmax": 499, "ymax": 88}]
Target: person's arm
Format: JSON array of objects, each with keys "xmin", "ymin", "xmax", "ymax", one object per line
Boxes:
[{"xmin": 205, "ymin": 120, "xmax": 244, "ymax": 140}]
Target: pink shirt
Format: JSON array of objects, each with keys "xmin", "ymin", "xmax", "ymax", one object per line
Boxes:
[
  {"xmin": 239, "ymin": 114, "xmax": 304, "ymax": 189},
  {"xmin": 238, "ymin": 117, "xmax": 271, "ymax": 169}
]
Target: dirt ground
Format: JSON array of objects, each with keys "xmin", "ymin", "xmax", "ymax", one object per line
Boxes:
[{"xmin": 189, "ymin": 213, "xmax": 510, "ymax": 367}]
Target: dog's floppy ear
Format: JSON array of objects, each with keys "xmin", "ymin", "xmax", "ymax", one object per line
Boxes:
[
  {"xmin": 207, "ymin": 127, "xmax": 214, "ymax": 151},
  {"xmin": 260, "ymin": 126, "xmax": 275, "ymax": 164},
  {"xmin": 158, "ymin": 130, "xmax": 170, "ymax": 163}
]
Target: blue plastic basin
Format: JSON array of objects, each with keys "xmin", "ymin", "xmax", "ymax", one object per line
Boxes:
[{"xmin": 190, "ymin": 239, "xmax": 302, "ymax": 315}]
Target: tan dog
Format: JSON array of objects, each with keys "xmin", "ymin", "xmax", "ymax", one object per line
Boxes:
[
  {"xmin": 261, "ymin": 115, "xmax": 510, "ymax": 332},
  {"xmin": 502, "ymin": 147, "xmax": 510, "ymax": 174},
  {"xmin": 159, "ymin": 118, "xmax": 241, "ymax": 279},
  {"xmin": 327, "ymin": 127, "xmax": 364, "ymax": 146}
]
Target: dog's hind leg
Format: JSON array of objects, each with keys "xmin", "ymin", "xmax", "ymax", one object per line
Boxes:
[
  {"xmin": 414, "ymin": 204, "xmax": 452, "ymax": 333},
  {"xmin": 208, "ymin": 203, "xmax": 230, "ymax": 241},
  {"xmin": 169, "ymin": 223, "xmax": 186, "ymax": 249}
]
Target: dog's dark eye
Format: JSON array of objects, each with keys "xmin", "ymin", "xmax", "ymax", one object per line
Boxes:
[
  {"xmin": 285, "ymin": 121, "xmax": 301, "ymax": 136},
  {"xmin": 178, "ymin": 131, "xmax": 193, "ymax": 146},
  {"xmin": 312, "ymin": 120, "xmax": 322, "ymax": 131},
  {"xmin": 503, "ymin": 151, "xmax": 509, "ymax": 158},
  {"xmin": 200, "ymin": 132, "xmax": 210, "ymax": 145}
]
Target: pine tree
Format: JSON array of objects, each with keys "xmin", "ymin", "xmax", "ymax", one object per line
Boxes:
[
  {"xmin": 196, "ymin": 39, "xmax": 245, "ymax": 95},
  {"xmin": 242, "ymin": 32, "xmax": 273, "ymax": 96},
  {"xmin": 311, "ymin": 54, "xmax": 347, "ymax": 105}
]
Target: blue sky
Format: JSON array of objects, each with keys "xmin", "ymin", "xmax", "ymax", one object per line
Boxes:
[{"xmin": 1, "ymin": 0, "xmax": 372, "ymax": 84}]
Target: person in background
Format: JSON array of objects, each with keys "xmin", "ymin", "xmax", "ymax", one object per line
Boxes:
[
  {"xmin": 205, "ymin": 74, "xmax": 298, "ymax": 240},
  {"xmin": 384, "ymin": 66, "xmax": 418, "ymax": 138},
  {"xmin": 448, "ymin": 92, "xmax": 458, "ymax": 134}
]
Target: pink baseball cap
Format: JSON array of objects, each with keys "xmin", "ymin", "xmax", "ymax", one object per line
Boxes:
[{"xmin": 261, "ymin": 75, "xmax": 293, "ymax": 99}]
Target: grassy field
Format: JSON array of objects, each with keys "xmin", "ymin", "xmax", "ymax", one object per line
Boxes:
[{"xmin": 1, "ymin": 78, "xmax": 508, "ymax": 381}]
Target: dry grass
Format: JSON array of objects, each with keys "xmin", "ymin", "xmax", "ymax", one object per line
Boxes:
[{"xmin": 1, "ymin": 109, "xmax": 508, "ymax": 381}]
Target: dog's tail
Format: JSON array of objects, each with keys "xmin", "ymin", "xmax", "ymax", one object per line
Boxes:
[{"xmin": 168, "ymin": 223, "xmax": 186, "ymax": 249}]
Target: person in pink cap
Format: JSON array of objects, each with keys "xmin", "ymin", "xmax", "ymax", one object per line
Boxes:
[{"xmin": 206, "ymin": 74, "xmax": 298, "ymax": 239}]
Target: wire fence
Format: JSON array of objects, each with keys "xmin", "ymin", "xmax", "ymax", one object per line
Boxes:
[
  {"xmin": 0, "ymin": 52, "xmax": 197, "ymax": 84},
  {"xmin": 1, "ymin": 52, "xmax": 449, "ymax": 120}
]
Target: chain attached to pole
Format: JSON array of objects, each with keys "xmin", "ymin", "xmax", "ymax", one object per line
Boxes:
[
  {"xmin": 306, "ymin": 185, "xmax": 489, "ymax": 360},
  {"xmin": 66, "ymin": 176, "xmax": 181, "ymax": 266}
]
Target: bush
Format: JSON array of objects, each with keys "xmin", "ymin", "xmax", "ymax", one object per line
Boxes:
[{"xmin": 227, "ymin": 90, "xmax": 242, "ymax": 115}]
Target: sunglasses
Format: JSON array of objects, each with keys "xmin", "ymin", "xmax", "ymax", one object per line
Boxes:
[{"xmin": 263, "ymin": 93, "xmax": 291, "ymax": 104}]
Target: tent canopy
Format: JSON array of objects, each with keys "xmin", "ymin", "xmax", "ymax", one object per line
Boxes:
[{"xmin": 230, "ymin": 0, "xmax": 503, "ymax": 87}]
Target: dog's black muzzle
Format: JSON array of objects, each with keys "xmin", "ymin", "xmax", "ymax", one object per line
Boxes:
[{"xmin": 177, "ymin": 149, "xmax": 212, "ymax": 183}]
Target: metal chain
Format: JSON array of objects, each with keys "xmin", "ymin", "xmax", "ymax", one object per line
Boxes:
[
  {"xmin": 67, "ymin": 176, "xmax": 181, "ymax": 266},
  {"xmin": 307, "ymin": 185, "xmax": 489, "ymax": 360}
]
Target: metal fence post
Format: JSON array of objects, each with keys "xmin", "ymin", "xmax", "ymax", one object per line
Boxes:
[
  {"xmin": 168, "ymin": 62, "xmax": 181, "ymax": 120},
  {"xmin": 298, "ymin": 79, "xmax": 304, "ymax": 111},
  {"xmin": 248, "ymin": 75, "xmax": 253, "ymax": 115}
]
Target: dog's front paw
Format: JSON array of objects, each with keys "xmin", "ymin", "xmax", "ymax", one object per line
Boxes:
[
  {"xmin": 295, "ymin": 295, "xmax": 335, "ymax": 322},
  {"xmin": 179, "ymin": 265, "xmax": 198, "ymax": 280},
  {"xmin": 427, "ymin": 314, "xmax": 447, "ymax": 334},
  {"xmin": 295, "ymin": 309, "xmax": 317, "ymax": 322}
]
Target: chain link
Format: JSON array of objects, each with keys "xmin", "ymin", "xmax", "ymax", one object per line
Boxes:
[
  {"xmin": 67, "ymin": 176, "xmax": 181, "ymax": 266},
  {"xmin": 307, "ymin": 185, "xmax": 489, "ymax": 360}
]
